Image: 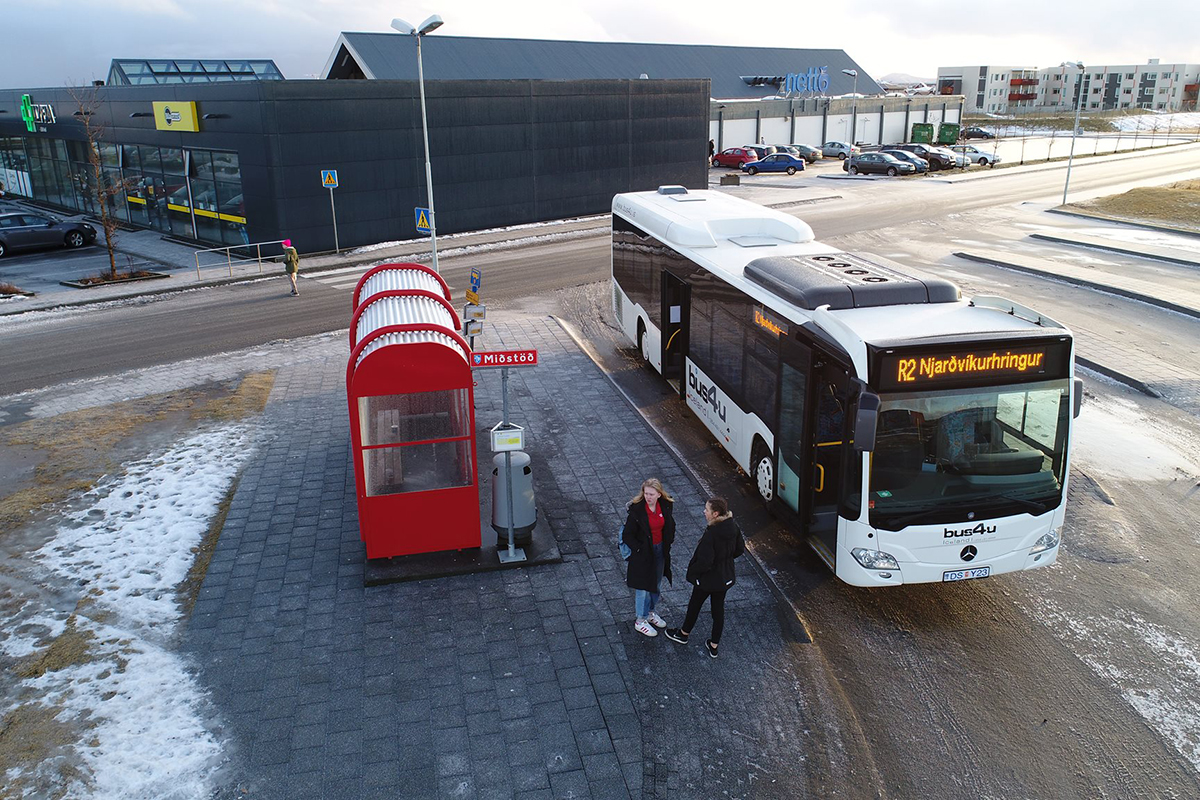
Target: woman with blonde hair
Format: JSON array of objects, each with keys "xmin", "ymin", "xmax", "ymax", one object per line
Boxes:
[{"xmin": 621, "ymin": 478, "xmax": 675, "ymax": 637}]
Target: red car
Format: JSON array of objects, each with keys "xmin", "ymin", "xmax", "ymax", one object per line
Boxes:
[{"xmin": 712, "ymin": 147, "xmax": 757, "ymax": 168}]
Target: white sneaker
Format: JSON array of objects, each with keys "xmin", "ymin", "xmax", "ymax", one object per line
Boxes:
[
  {"xmin": 634, "ymin": 618, "xmax": 658, "ymax": 637},
  {"xmin": 646, "ymin": 611, "xmax": 667, "ymax": 629}
]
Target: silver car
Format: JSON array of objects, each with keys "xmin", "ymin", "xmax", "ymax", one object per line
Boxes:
[
  {"xmin": 821, "ymin": 141, "xmax": 860, "ymax": 160},
  {"xmin": 952, "ymin": 144, "xmax": 1002, "ymax": 167}
]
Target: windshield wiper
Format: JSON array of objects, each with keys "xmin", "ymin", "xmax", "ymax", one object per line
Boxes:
[
  {"xmin": 881, "ymin": 508, "xmax": 946, "ymax": 528},
  {"xmin": 982, "ymin": 493, "xmax": 1048, "ymax": 515}
]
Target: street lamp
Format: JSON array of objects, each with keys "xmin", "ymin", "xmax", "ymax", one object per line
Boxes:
[
  {"xmin": 1060, "ymin": 61, "xmax": 1085, "ymax": 206},
  {"xmin": 392, "ymin": 14, "xmax": 444, "ymax": 273},
  {"xmin": 842, "ymin": 68, "xmax": 858, "ymax": 146}
]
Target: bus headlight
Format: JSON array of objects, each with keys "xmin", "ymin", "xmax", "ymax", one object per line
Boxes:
[
  {"xmin": 852, "ymin": 548, "xmax": 899, "ymax": 571},
  {"xmin": 1030, "ymin": 528, "xmax": 1060, "ymax": 554}
]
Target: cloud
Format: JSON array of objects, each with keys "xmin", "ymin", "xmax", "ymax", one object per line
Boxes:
[{"xmin": 3, "ymin": 0, "xmax": 1198, "ymax": 89}]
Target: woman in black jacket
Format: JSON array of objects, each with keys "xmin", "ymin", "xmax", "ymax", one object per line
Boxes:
[
  {"xmin": 665, "ymin": 496, "xmax": 744, "ymax": 658},
  {"xmin": 622, "ymin": 478, "xmax": 675, "ymax": 637}
]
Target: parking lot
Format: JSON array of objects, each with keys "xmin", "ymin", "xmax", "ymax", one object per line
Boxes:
[{"xmin": 713, "ymin": 132, "xmax": 1198, "ymax": 181}]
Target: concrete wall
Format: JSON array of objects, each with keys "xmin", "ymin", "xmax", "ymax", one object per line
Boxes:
[{"xmin": 709, "ymin": 95, "xmax": 964, "ymax": 148}]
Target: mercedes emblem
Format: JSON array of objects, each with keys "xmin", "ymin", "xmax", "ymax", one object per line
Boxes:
[{"xmin": 960, "ymin": 545, "xmax": 977, "ymax": 562}]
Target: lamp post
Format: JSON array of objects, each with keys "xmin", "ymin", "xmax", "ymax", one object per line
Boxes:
[
  {"xmin": 1060, "ymin": 61, "xmax": 1085, "ymax": 206},
  {"xmin": 392, "ymin": 14, "xmax": 444, "ymax": 273},
  {"xmin": 842, "ymin": 68, "xmax": 858, "ymax": 146}
]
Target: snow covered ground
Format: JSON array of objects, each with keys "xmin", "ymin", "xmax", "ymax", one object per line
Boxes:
[{"xmin": 0, "ymin": 424, "xmax": 259, "ymax": 797}]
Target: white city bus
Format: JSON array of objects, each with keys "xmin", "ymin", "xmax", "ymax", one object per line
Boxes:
[{"xmin": 611, "ymin": 186, "xmax": 1082, "ymax": 587}]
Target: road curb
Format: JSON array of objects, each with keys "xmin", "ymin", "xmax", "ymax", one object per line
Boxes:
[
  {"xmin": 953, "ymin": 251, "xmax": 1172, "ymax": 398},
  {"xmin": 549, "ymin": 313, "xmax": 815, "ymax": 647},
  {"xmin": 1045, "ymin": 207, "xmax": 1200, "ymax": 239},
  {"xmin": 952, "ymin": 251, "xmax": 1200, "ymax": 320},
  {"xmin": 1029, "ymin": 232, "xmax": 1200, "ymax": 268}
]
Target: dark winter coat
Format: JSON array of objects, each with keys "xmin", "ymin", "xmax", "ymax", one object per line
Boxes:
[
  {"xmin": 623, "ymin": 498, "xmax": 674, "ymax": 591},
  {"xmin": 684, "ymin": 513, "xmax": 745, "ymax": 593}
]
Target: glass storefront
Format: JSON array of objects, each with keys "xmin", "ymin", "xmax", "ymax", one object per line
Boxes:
[{"xmin": 0, "ymin": 135, "xmax": 246, "ymax": 246}]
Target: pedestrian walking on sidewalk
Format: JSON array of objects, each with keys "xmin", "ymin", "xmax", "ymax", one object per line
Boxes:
[
  {"xmin": 623, "ymin": 478, "xmax": 675, "ymax": 637},
  {"xmin": 665, "ymin": 496, "xmax": 745, "ymax": 658},
  {"xmin": 282, "ymin": 238, "xmax": 300, "ymax": 296}
]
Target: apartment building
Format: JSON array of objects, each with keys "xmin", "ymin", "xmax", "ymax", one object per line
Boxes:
[{"xmin": 937, "ymin": 59, "xmax": 1199, "ymax": 114}]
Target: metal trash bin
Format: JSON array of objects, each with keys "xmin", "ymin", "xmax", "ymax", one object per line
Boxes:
[{"xmin": 492, "ymin": 452, "xmax": 536, "ymax": 546}]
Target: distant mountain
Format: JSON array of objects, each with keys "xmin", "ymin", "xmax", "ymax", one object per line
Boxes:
[{"xmin": 878, "ymin": 72, "xmax": 935, "ymax": 86}]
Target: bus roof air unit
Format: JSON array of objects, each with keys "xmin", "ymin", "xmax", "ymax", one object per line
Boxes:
[{"xmin": 744, "ymin": 252, "xmax": 961, "ymax": 310}]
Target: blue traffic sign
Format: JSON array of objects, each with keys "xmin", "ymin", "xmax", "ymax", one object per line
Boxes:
[
  {"xmin": 470, "ymin": 268, "xmax": 482, "ymax": 292},
  {"xmin": 415, "ymin": 207, "xmax": 431, "ymax": 234},
  {"xmin": 321, "ymin": 169, "xmax": 338, "ymax": 189}
]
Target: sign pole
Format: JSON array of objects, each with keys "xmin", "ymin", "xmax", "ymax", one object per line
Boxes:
[{"xmin": 329, "ymin": 187, "xmax": 339, "ymax": 254}]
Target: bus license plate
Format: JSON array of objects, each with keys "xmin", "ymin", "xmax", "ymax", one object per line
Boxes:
[{"xmin": 943, "ymin": 566, "xmax": 990, "ymax": 582}]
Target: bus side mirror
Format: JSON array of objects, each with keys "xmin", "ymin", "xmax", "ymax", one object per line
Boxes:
[
  {"xmin": 1073, "ymin": 378, "xmax": 1084, "ymax": 419},
  {"xmin": 854, "ymin": 391, "xmax": 880, "ymax": 452}
]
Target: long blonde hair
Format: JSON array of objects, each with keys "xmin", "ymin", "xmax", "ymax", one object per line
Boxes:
[{"xmin": 628, "ymin": 477, "xmax": 673, "ymax": 507}]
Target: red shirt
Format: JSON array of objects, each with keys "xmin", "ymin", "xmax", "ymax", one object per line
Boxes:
[{"xmin": 646, "ymin": 502, "xmax": 665, "ymax": 545}]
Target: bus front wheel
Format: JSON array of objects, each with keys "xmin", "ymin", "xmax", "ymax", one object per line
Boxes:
[
  {"xmin": 751, "ymin": 440, "xmax": 774, "ymax": 503},
  {"xmin": 637, "ymin": 320, "xmax": 649, "ymax": 364}
]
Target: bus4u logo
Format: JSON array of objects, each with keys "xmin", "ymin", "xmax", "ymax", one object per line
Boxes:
[
  {"xmin": 688, "ymin": 366, "xmax": 727, "ymax": 422},
  {"xmin": 944, "ymin": 523, "xmax": 996, "ymax": 538}
]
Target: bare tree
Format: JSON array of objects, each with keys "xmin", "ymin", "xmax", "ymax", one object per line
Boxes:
[{"xmin": 67, "ymin": 86, "xmax": 138, "ymax": 282}]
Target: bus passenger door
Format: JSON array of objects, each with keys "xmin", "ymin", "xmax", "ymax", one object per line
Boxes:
[
  {"xmin": 661, "ymin": 271, "xmax": 689, "ymax": 393},
  {"xmin": 777, "ymin": 338, "xmax": 812, "ymax": 524},
  {"xmin": 811, "ymin": 361, "xmax": 849, "ymax": 562}
]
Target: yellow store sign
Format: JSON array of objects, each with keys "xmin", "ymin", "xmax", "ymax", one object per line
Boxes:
[{"xmin": 152, "ymin": 101, "xmax": 199, "ymax": 132}]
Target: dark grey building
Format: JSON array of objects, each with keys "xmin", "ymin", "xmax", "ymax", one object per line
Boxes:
[
  {"xmin": 323, "ymin": 34, "xmax": 880, "ymax": 100},
  {"xmin": 0, "ymin": 78, "xmax": 708, "ymax": 252}
]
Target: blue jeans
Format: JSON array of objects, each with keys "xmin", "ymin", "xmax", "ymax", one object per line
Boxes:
[{"xmin": 635, "ymin": 543, "xmax": 665, "ymax": 618}]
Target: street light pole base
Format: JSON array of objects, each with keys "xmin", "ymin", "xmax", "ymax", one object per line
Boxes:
[{"xmin": 498, "ymin": 547, "xmax": 527, "ymax": 564}]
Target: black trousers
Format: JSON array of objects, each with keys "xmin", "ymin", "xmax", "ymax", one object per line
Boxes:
[{"xmin": 681, "ymin": 585, "xmax": 727, "ymax": 643}]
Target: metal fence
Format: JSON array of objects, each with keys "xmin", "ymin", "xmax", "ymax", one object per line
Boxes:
[{"xmin": 194, "ymin": 239, "xmax": 288, "ymax": 280}]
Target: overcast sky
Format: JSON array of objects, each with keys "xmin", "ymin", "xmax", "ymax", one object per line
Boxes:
[{"xmin": 5, "ymin": 0, "xmax": 1199, "ymax": 89}]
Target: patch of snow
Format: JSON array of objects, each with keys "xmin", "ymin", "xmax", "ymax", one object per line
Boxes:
[
  {"xmin": 1, "ymin": 423, "xmax": 257, "ymax": 796},
  {"xmin": 1110, "ymin": 112, "xmax": 1200, "ymax": 133}
]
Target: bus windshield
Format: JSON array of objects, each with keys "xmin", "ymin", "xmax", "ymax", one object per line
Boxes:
[{"xmin": 868, "ymin": 379, "xmax": 1071, "ymax": 530}]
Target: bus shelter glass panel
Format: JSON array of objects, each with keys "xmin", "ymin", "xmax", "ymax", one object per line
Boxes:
[{"xmin": 358, "ymin": 388, "xmax": 474, "ymax": 497}]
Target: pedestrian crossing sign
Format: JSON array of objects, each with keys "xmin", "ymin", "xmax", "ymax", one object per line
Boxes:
[
  {"xmin": 415, "ymin": 207, "xmax": 431, "ymax": 234},
  {"xmin": 321, "ymin": 169, "xmax": 338, "ymax": 188}
]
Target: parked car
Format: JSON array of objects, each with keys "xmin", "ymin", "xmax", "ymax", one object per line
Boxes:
[
  {"xmin": 960, "ymin": 126, "xmax": 996, "ymax": 140},
  {"xmin": 789, "ymin": 144, "xmax": 823, "ymax": 163},
  {"xmin": 881, "ymin": 149, "xmax": 929, "ymax": 173},
  {"xmin": 0, "ymin": 212, "xmax": 97, "ymax": 258},
  {"xmin": 712, "ymin": 147, "xmax": 757, "ymax": 168},
  {"xmin": 769, "ymin": 144, "xmax": 801, "ymax": 157},
  {"xmin": 743, "ymin": 145, "xmax": 777, "ymax": 160},
  {"xmin": 741, "ymin": 153, "xmax": 807, "ymax": 175},
  {"xmin": 842, "ymin": 152, "xmax": 916, "ymax": 176},
  {"xmin": 886, "ymin": 142, "xmax": 955, "ymax": 170},
  {"xmin": 822, "ymin": 141, "xmax": 860, "ymax": 160},
  {"xmin": 936, "ymin": 146, "xmax": 970, "ymax": 169},
  {"xmin": 951, "ymin": 144, "xmax": 1002, "ymax": 167}
]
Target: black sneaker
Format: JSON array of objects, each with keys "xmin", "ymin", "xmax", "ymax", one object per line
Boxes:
[
  {"xmin": 705, "ymin": 640, "xmax": 718, "ymax": 659},
  {"xmin": 664, "ymin": 628, "xmax": 689, "ymax": 645}
]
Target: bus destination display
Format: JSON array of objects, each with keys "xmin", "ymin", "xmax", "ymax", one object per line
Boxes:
[{"xmin": 877, "ymin": 341, "xmax": 1068, "ymax": 390}]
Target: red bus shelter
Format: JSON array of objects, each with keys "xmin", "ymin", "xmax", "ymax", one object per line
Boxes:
[{"xmin": 347, "ymin": 263, "xmax": 480, "ymax": 559}]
